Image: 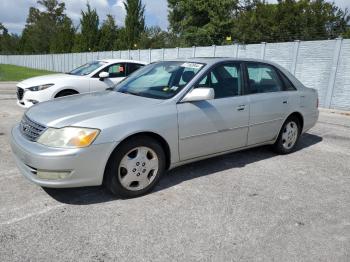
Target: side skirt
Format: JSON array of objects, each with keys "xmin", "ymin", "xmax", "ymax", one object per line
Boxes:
[{"xmin": 168, "ymin": 140, "xmax": 275, "ymax": 170}]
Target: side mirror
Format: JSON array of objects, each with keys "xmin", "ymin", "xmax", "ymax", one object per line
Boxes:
[
  {"xmin": 99, "ymin": 71, "xmax": 109, "ymax": 81},
  {"xmin": 181, "ymin": 87, "xmax": 215, "ymax": 102}
]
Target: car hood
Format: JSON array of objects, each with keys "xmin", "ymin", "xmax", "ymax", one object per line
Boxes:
[
  {"xmin": 17, "ymin": 74, "xmax": 82, "ymax": 89},
  {"xmin": 25, "ymin": 91, "xmax": 164, "ymax": 128}
]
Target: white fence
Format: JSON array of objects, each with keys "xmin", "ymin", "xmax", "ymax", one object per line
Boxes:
[{"xmin": 1, "ymin": 38, "xmax": 350, "ymax": 110}]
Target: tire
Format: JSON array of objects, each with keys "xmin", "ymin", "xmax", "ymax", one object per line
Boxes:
[
  {"xmin": 273, "ymin": 116, "xmax": 301, "ymax": 154},
  {"xmin": 55, "ymin": 90, "xmax": 78, "ymax": 98},
  {"xmin": 104, "ymin": 135, "xmax": 166, "ymax": 198}
]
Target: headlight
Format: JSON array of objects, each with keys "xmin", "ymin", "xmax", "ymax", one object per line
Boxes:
[
  {"xmin": 37, "ymin": 127, "xmax": 100, "ymax": 148},
  {"xmin": 28, "ymin": 83, "xmax": 54, "ymax": 91}
]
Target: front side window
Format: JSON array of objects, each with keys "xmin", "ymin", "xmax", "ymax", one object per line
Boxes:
[
  {"xmin": 246, "ymin": 63, "xmax": 283, "ymax": 94},
  {"xmin": 195, "ymin": 63, "xmax": 242, "ymax": 98},
  {"xmin": 104, "ymin": 63, "xmax": 126, "ymax": 78},
  {"xmin": 68, "ymin": 61, "xmax": 107, "ymax": 76},
  {"xmin": 116, "ymin": 61, "xmax": 205, "ymax": 99}
]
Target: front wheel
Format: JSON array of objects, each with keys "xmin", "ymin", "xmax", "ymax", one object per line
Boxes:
[
  {"xmin": 104, "ymin": 136, "xmax": 166, "ymax": 198},
  {"xmin": 273, "ymin": 117, "xmax": 300, "ymax": 154}
]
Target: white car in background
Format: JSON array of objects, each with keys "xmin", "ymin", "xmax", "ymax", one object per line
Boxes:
[{"xmin": 16, "ymin": 59, "xmax": 147, "ymax": 108}]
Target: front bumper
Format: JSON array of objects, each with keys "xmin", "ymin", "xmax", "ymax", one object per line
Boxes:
[
  {"xmin": 10, "ymin": 124, "xmax": 117, "ymax": 188},
  {"xmin": 16, "ymin": 84, "xmax": 52, "ymax": 108}
]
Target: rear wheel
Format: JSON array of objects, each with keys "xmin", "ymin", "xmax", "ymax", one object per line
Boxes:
[
  {"xmin": 55, "ymin": 90, "xmax": 79, "ymax": 98},
  {"xmin": 273, "ymin": 116, "xmax": 300, "ymax": 154},
  {"xmin": 104, "ymin": 136, "xmax": 166, "ymax": 198}
]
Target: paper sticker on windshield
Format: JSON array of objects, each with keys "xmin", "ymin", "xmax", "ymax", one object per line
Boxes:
[{"xmin": 181, "ymin": 62, "xmax": 203, "ymax": 69}]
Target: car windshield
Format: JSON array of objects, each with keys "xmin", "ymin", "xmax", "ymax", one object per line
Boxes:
[
  {"xmin": 116, "ymin": 61, "xmax": 205, "ymax": 99},
  {"xmin": 68, "ymin": 61, "xmax": 107, "ymax": 76}
]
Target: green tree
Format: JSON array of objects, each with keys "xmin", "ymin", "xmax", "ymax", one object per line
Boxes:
[
  {"xmin": 232, "ymin": 0, "xmax": 350, "ymax": 43},
  {"xmin": 74, "ymin": 3, "xmax": 100, "ymax": 52},
  {"xmin": 168, "ymin": 0, "xmax": 239, "ymax": 46},
  {"xmin": 138, "ymin": 26, "xmax": 174, "ymax": 49},
  {"xmin": 124, "ymin": 0, "xmax": 145, "ymax": 49},
  {"xmin": 50, "ymin": 16, "xmax": 75, "ymax": 53},
  {"xmin": 114, "ymin": 27, "xmax": 128, "ymax": 50},
  {"xmin": 98, "ymin": 15, "xmax": 117, "ymax": 51},
  {"xmin": 20, "ymin": 0, "xmax": 71, "ymax": 53},
  {"xmin": 233, "ymin": 1, "xmax": 277, "ymax": 43},
  {"xmin": 0, "ymin": 23, "xmax": 20, "ymax": 54}
]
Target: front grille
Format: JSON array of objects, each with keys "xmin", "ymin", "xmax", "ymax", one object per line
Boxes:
[
  {"xmin": 17, "ymin": 87, "xmax": 24, "ymax": 100},
  {"xmin": 19, "ymin": 115, "xmax": 46, "ymax": 142}
]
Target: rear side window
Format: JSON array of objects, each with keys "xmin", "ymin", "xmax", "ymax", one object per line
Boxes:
[
  {"xmin": 246, "ymin": 63, "xmax": 284, "ymax": 94},
  {"xmin": 128, "ymin": 63, "xmax": 144, "ymax": 76},
  {"xmin": 279, "ymin": 71, "xmax": 297, "ymax": 91}
]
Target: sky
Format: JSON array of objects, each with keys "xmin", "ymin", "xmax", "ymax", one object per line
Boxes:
[{"xmin": 0, "ymin": 0, "xmax": 349, "ymax": 35}]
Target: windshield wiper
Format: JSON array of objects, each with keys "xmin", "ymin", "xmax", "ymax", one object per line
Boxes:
[{"xmin": 119, "ymin": 90, "xmax": 143, "ymax": 97}]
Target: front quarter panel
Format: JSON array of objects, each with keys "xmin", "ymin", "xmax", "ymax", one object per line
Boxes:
[
  {"xmin": 76, "ymin": 103, "xmax": 180, "ymax": 164},
  {"xmin": 52, "ymin": 78, "xmax": 90, "ymax": 97}
]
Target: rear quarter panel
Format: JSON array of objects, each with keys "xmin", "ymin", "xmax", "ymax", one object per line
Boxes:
[{"xmin": 298, "ymin": 88, "xmax": 319, "ymax": 133}]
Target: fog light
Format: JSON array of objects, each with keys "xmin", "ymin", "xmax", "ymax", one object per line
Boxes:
[
  {"xmin": 36, "ymin": 170, "xmax": 71, "ymax": 180},
  {"xmin": 28, "ymin": 99, "xmax": 39, "ymax": 104}
]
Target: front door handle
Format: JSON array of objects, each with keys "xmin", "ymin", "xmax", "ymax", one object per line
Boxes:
[
  {"xmin": 237, "ymin": 105, "xmax": 246, "ymax": 111},
  {"xmin": 283, "ymin": 100, "xmax": 288, "ymax": 104}
]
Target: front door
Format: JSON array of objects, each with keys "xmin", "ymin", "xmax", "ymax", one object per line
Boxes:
[
  {"xmin": 177, "ymin": 62, "xmax": 250, "ymax": 161},
  {"xmin": 90, "ymin": 63, "xmax": 127, "ymax": 91}
]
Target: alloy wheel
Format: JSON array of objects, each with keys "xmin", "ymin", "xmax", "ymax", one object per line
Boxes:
[
  {"xmin": 281, "ymin": 121, "xmax": 298, "ymax": 150},
  {"xmin": 118, "ymin": 146, "xmax": 159, "ymax": 191}
]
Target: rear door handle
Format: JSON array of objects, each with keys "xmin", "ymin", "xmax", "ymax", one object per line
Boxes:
[
  {"xmin": 237, "ymin": 105, "xmax": 246, "ymax": 111},
  {"xmin": 283, "ymin": 100, "xmax": 288, "ymax": 104}
]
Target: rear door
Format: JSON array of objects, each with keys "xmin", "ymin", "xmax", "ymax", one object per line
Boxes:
[
  {"xmin": 177, "ymin": 62, "xmax": 250, "ymax": 160},
  {"xmin": 244, "ymin": 62, "xmax": 289, "ymax": 145}
]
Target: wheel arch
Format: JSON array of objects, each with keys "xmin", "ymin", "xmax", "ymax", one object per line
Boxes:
[
  {"xmin": 104, "ymin": 131, "xmax": 172, "ymax": 176},
  {"xmin": 274, "ymin": 111, "xmax": 305, "ymax": 144},
  {"xmin": 53, "ymin": 88, "xmax": 79, "ymax": 98},
  {"xmin": 287, "ymin": 111, "xmax": 304, "ymax": 133}
]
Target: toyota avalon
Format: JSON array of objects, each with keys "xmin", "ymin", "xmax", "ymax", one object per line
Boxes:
[{"xmin": 11, "ymin": 58, "xmax": 319, "ymax": 198}]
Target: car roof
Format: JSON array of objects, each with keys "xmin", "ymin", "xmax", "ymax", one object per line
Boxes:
[
  {"xmin": 98, "ymin": 59, "xmax": 148, "ymax": 65},
  {"xmin": 166, "ymin": 57, "xmax": 277, "ymax": 66}
]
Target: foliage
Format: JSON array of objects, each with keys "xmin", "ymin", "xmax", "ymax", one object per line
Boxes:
[
  {"xmin": 50, "ymin": 16, "xmax": 75, "ymax": 53},
  {"xmin": 0, "ymin": 23, "xmax": 20, "ymax": 54},
  {"xmin": 98, "ymin": 15, "xmax": 118, "ymax": 51},
  {"xmin": 19, "ymin": 0, "xmax": 74, "ymax": 53},
  {"xmin": 74, "ymin": 3, "xmax": 100, "ymax": 52},
  {"xmin": 1, "ymin": 0, "xmax": 350, "ymax": 54},
  {"xmin": 232, "ymin": 0, "xmax": 350, "ymax": 43},
  {"xmin": 124, "ymin": 0, "xmax": 145, "ymax": 49},
  {"xmin": 168, "ymin": 0, "xmax": 240, "ymax": 46},
  {"xmin": 138, "ymin": 27, "xmax": 171, "ymax": 49},
  {"xmin": 169, "ymin": 0, "xmax": 350, "ymax": 45}
]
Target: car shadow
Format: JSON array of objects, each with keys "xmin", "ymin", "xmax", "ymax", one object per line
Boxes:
[{"xmin": 44, "ymin": 133, "xmax": 322, "ymax": 205}]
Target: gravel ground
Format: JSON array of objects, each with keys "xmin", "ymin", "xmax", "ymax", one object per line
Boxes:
[{"xmin": 0, "ymin": 83, "xmax": 349, "ymax": 262}]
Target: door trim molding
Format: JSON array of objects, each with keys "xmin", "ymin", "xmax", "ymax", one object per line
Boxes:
[{"xmin": 180, "ymin": 125, "xmax": 249, "ymax": 140}]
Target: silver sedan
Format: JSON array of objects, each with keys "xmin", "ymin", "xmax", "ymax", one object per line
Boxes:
[{"xmin": 11, "ymin": 58, "xmax": 319, "ymax": 197}]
